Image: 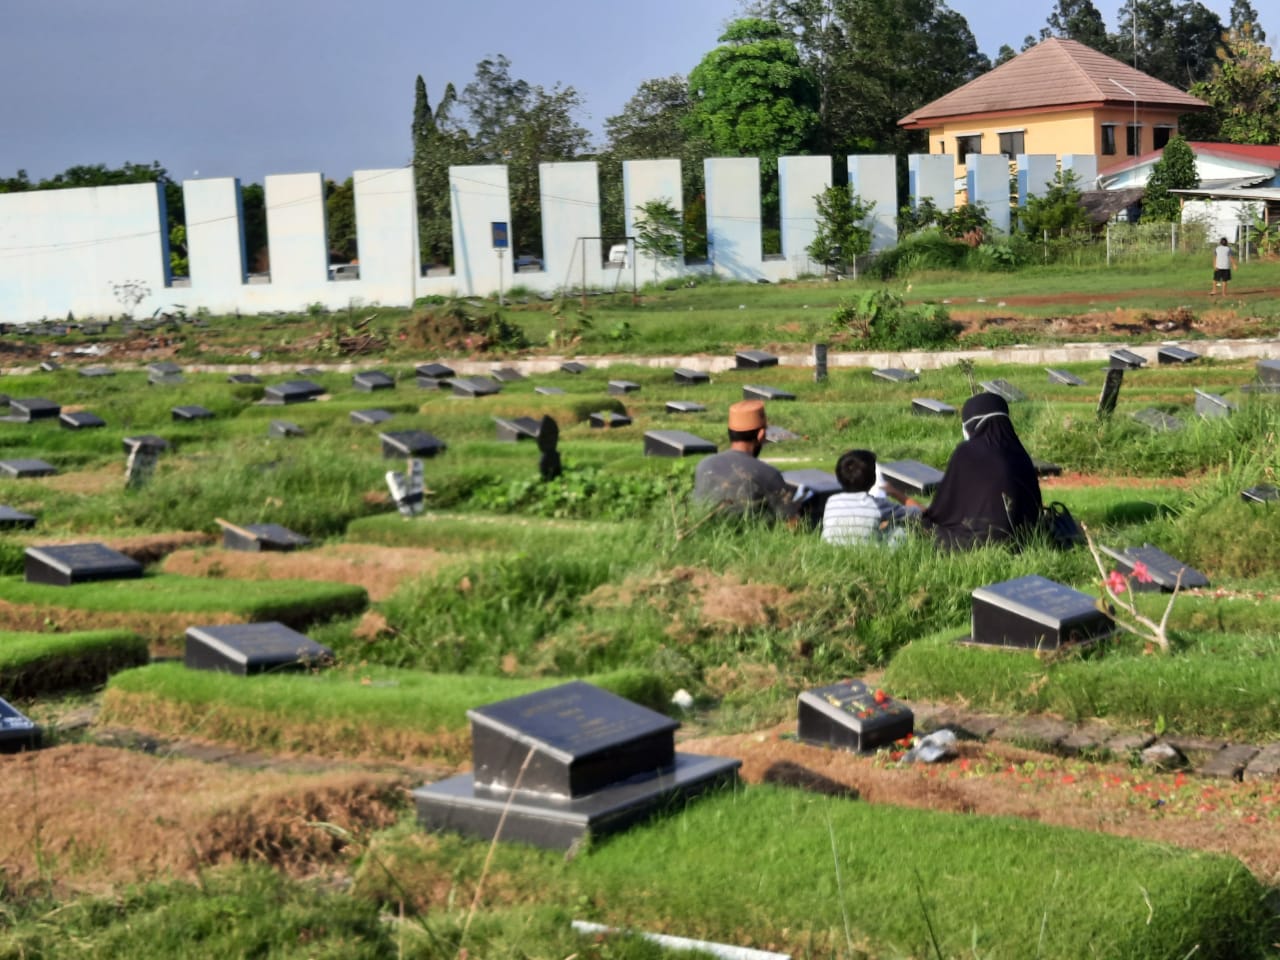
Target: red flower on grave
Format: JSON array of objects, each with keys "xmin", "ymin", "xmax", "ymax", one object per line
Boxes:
[
  {"xmin": 1131, "ymin": 561, "xmax": 1153, "ymax": 584},
  {"xmin": 1106, "ymin": 570, "xmax": 1128, "ymax": 594},
  {"xmin": 874, "ymin": 688, "xmax": 888, "ymax": 705}
]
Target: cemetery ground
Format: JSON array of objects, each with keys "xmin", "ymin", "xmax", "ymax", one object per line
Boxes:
[{"xmin": 2, "ymin": 256, "xmax": 1280, "ymax": 957}]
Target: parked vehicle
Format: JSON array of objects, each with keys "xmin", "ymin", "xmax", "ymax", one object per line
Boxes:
[
  {"xmin": 607, "ymin": 244, "xmax": 629, "ymax": 268},
  {"xmin": 328, "ymin": 263, "xmax": 360, "ymax": 280}
]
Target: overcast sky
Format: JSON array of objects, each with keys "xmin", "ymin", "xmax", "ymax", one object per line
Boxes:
[{"xmin": 0, "ymin": 1, "xmax": 1260, "ymax": 187}]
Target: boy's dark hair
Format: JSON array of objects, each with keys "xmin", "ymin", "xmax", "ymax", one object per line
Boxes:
[
  {"xmin": 1220, "ymin": 237, "xmax": 1229, "ymax": 245},
  {"xmin": 835, "ymin": 449, "xmax": 876, "ymax": 492}
]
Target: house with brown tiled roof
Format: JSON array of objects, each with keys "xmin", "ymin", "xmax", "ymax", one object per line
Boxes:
[{"xmin": 899, "ymin": 38, "xmax": 1209, "ymax": 180}]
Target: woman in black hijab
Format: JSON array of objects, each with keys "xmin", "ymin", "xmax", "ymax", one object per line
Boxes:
[{"xmin": 918, "ymin": 393, "xmax": 1042, "ymax": 550}]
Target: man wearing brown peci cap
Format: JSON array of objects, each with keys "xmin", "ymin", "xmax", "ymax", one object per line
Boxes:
[{"xmin": 692, "ymin": 399, "xmax": 801, "ymax": 520}]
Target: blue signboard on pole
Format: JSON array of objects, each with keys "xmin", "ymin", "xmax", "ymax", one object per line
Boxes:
[{"xmin": 491, "ymin": 221, "xmax": 509, "ymax": 250}]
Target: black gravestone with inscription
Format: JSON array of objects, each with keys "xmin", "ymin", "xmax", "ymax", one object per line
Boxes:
[
  {"xmin": 981, "ymin": 379, "xmax": 1027, "ymax": 403},
  {"xmin": 0, "ymin": 697, "xmax": 42, "ymax": 754},
  {"xmin": 607, "ymin": 380, "xmax": 641, "ymax": 395},
  {"xmin": 1096, "ymin": 367, "xmax": 1124, "ymax": 420},
  {"xmin": 735, "ymin": 350, "xmax": 778, "ymax": 369},
  {"xmin": 560, "ymin": 361, "xmax": 589, "ymax": 374},
  {"xmin": 872, "ymin": 368, "xmax": 917, "ymax": 383},
  {"xmin": 666, "ymin": 400, "xmax": 706, "ymax": 414},
  {"xmin": 413, "ymin": 681, "xmax": 740, "ymax": 849},
  {"xmin": 184, "ymin": 622, "xmax": 334, "ymax": 675},
  {"xmin": 1242, "ymin": 483, "xmax": 1280, "ymax": 503},
  {"xmin": 7, "ymin": 398, "xmax": 61, "ymax": 422},
  {"xmin": 0, "ymin": 506, "xmax": 37, "ymax": 530},
  {"xmin": 782, "ymin": 469, "xmax": 843, "ymax": 527},
  {"xmin": 172, "ymin": 405, "xmax": 214, "ymax": 421},
  {"xmin": 0, "ymin": 459, "xmax": 57, "ymax": 479},
  {"xmin": 219, "ymin": 520, "xmax": 312, "ymax": 553},
  {"xmin": 1194, "ymin": 389, "xmax": 1235, "ymax": 419},
  {"xmin": 380, "ymin": 430, "xmax": 446, "ymax": 458},
  {"xmin": 491, "ymin": 367, "xmax": 525, "ymax": 383},
  {"xmin": 494, "ymin": 416, "xmax": 542, "ymax": 442},
  {"xmin": 123, "ymin": 435, "xmax": 169, "ymax": 454},
  {"xmin": 674, "ymin": 368, "xmax": 709, "ymax": 385},
  {"xmin": 589, "ymin": 411, "xmax": 632, "ymax": 429},
  {"xmin": 743, "ymin": 385, "xmax": 795, "ymax": 401},
  {"xmin": 1100, "ymin": 543, "xmax": 1208, "ymax": 592},
  {"xmin": 60, "ymin": 411, "xmax": 106, "ymax": 430},
  {"xmin": 797, "ymin": 679, "xmax": 914, "ymax": 753},
  {"xmin": 416, "ymin": 362, "xmax": 455, "ymax": 381},
  {"xmin": 878, "ymin": 459, "xmax": 944, "ymax": 496},
  {"xmin": 25, "ymin": 543, "xmax": 143, "ymax": 586},
  {"xmin": 1047, "ymin": 368, "xmax": 1085, "ymax": 387},
  {"xmin": 353, "ymin": 370, "xmax": 395, "ymax": 392},
  {"xmin": 1109, "ymin": 348, "xmax": 1146, "ymax": 369},
  {"xmin": 1157, "ymin": 346, "xmax": 1200, "ymax": 365},
  {"xmin": 643, "ymin": 430, "xmax": 716, "ymax": 457},
  {"xmin": 263, "ymin": 380, "xmax": 325, "ymax": 405},
  {"xmin": 450, "ymin": 377, "xmax": 503, "ymax": 398},
  {"xmin": 911, "ymin": 398, "xmax": 955, "ymax": 416},
  {"xmin": 969, "ymin": 575, "xmax": 1112, "ymax": 649}
]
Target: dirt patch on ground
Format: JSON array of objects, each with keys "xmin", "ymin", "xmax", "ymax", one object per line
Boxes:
[
  {"xmin": 161, "ymin": 544, "xmax": 449, "ymax": 601},
  {"xmin": 0, "ymin": 600, "xmax": 236, "ymax": 652},
  {"xmin": 1043, "ymin": 471, "xmax": 1198, "ymax": 490},
  {"xmin": 683, "ymin": 726, "xmax": 1280, "ymax": 884},
  {"xmin": 42, "ymin": 466, "xmax": 127, "ymax": 497},
  {"xmin": 0, "ymin": 744, "xmax": 407, "ymax": 896}
]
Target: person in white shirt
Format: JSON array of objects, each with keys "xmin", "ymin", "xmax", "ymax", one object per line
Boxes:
[
  {"xmin": 1211, "ymin": 237, "xmax": 1237, "ymax": 296},
  {"xmin": 822, "ymin": 449, "xmax": 919, "ymax": 546}
]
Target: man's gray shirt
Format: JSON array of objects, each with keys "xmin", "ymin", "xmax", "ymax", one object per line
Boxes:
[{"xmin": 693, "ymin": 449, "xmax": 799, "ymax": 520}]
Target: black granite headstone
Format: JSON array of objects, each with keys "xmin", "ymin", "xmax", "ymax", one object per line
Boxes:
[
  {"xmin": 218, "ymin": 520, "xmax": 311, "ymax": 552},
  {"xmin": 123, "ymin": 435, "xmax": 169, "ymax": 454},
  {"xmin": 872, "ymin": 368, "xmax": 918, "ymax": 383},
  {"xmin": 0, "ymin": 698, "xmax": 42, "ymax": 754},
  {"xmin": 911, "ymin": 398, "xmax": 955, "ymax": 416},
  {"xmin": 353, "ymin": 370, "xmax": 395, "ymax": 392},
  {"xmin": 350, "ymin": 409, "xmax": 394, "ymax": 425},
  {"xmin": 666, "ymin": 401, "xmax": 706, "ymax": 414},
  {"xmin": 607, "ymin": 380, "xmax": 641, "ymax": 395},
  {"xmin": 589, "ymin": 411, "xmax": 632, "ymax": 429},
  {"xmin": 172, "ymin": 405, "xmax": 214, "ymax": 421},
  {"xmin": 743, "ymin": 385, "xmax": 795, "ymax": 401},
  {"xmin": 813, "ymin": 343, "xmax": 828, "ymax": 383},
  {"xmin": 6, "ymin": 398, "xmax": 61, "ymax": 422},
  {"xmin": 227, "ymin": 373, "xmax": 262, "ymax": 384},
  {"xmin": 80, "ymin": 365, "xmax": 115, "ymax": 378},
  {"xmin": 797, "ymin": 679, "xmax": 914, "ymax": 753},
  {"xmin": 59, "ymin": 411, "xmax": 106, "ymax": 430},
  {"xmin": 416, "ymin": 362, "xmax": 455, "ymax": 381},
  {"xmin": 1133, "ymin": 408, "xmax": 1183, "ymax": 432},
  {"xmin": 1242, "ymin": 483, "xmax": 1280, "ymax": 503},
  {"xmin": 450, "ymin": 377, "xmax": 503, "ymax": 398},
  {"xmin": 1031, "ymin": 458, "xmax": 1062, "ymax": 478},
  {"xmin": 969, "ymin": 575, "xmax": 1112, "ymax": 649},
  {"xmin": 1047, "ymin": 368, "xmax": 1085, "ymax": 387},
  {"xmin": 492, "ymin": 367, "xmax": 526, "ymax": 383},
  {"xmin": 1097, "ymin": 367, "xmax": 1124, "ymax": 420},
  {"xmin": 1157, "ymin": 346, "xmax": 1200, "ymax": 365},
  {"xmin": 980, "ymin": 379, "xmax": 1026, "ymax": 403},
  {"xmin": 24, "ymin": 542, "xmax": 143, "ymax": 586},
  {"xmin": 643, "ymin": 430, "xmax": 716, "ymax": 457},
  {"xmin": 735, "ymin": 350, "xmax": 778, "ymax": 369},
  {"xmin": 674, "ymin": 368, "xmax": 709, "ymax": 385},
  {"xmin": 0, "ymin": 506, "xmax": 37, "ymax": 530},
  {"xmin": 413, "ymin": 681, "xmax": 739, "ymax": 849},
  {"xmin": 782, "ymin": 468, "xmax": 843, "ymax": 526},
  {"xmin": 263, "ymin": 380, "xmax": 325, "ymax": 405},
  {"xmin": 1109, "ymin": 348, "xmax": 1146, "ymax": 369},
  {"xmin": 560, "ymin": 361, "xmax": 589, "ymax": 374},
  {"xmin": 1193, "ymin": 389, "xmax": 1234, "ymax": 419},
  {"xmin": 184, "ymin": 622, "xmax": 333, "ymax": 675},
  {"xmin": 380, "ymin": 430, "xmax": 446, "ymax": 458},
  {"xmin": 495, "ymin": 416, "xmax": 542, "ymax": 442},
  {"xmin": 124, "ymin": 444, "xmax": 160, "ymax": 489},
  {"xmin": 1099, "ymin": 543, "xmax": 1208, "ymax": 592},
  {"xmin": 269, "ymin": 419, "xmax": 305, "ymax": 438},
  {"xmin": 0, "ymin": 459, "xmax": 57, "ymax": 478},
  {"xmin": 877, "ymin": 459, "xmax": 944, "ymax": 495},
  {"xmin": 534, "ymin": 386, "xmax": 566, "ymax": 396}
]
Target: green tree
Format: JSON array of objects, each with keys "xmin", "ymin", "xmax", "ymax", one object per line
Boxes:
[
  {"xmin": 1017, "ymin": 170, "xmax": 1089, "ymax": 235},
  {"xmin": 633, "ymin": 198, "xmax": 683, "ymax": 282},
  {"xmin": 241, "ymin": 182, "xmax": 268, "ymax": 273},
  {"xmin": 995, "ymin": 44, "xmax": 1019, "ymax": 66},
  {"xmin": 807, "ymin": 184, "xmax": 873, "ymax": 271},
  {"xmin": 1040, "ymin": 0, "xmax": 1113, "ymax": 51},
  {"xmin": 1113, "ymin": 0, "xmax": 1224, "ymax": 87},
  {"xmin": 1141, "ymin": 134, "xmax": 1198, "ymax": 222},
  {"xmin": 1185, "ymin": 33, "xmax": 1280, "ymax": 143},
  {"xmin": 1229, "ymin": 0, "xmax": 1266, "ymax": 42},
  {"xmin": 412, "ymin": 75, "xmax": 468, "ymax": 269},
  {"xmin": 326, "ymin": 177, "xmax": 357, "ymax": 262},
  {"xmin": 0, "ymin": 169, "xmax": 31, "ymax": 193},
  {"xmin": 168, "ymin": 223, "xmax": 188, "ymax": 277},
  {"xmin": 454, "ymin": 56, "xmax": 590, "ymax": 258}
]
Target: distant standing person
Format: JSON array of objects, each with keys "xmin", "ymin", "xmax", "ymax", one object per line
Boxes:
[{"xmin": 1211, "ymin": 237, "xmax": 1237, "ymax": 296}]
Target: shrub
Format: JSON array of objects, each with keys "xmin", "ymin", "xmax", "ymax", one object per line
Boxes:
[{"xmin": 830, "ymin": 287, "xmax": 957, "ymax": 350}]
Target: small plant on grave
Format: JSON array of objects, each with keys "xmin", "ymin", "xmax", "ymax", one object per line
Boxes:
[
  {"xmin": 1082, "ymin": 524, "xmax": 1181, "ymax": 654},
  {"xmin": 546, "ymin": 293, "xmax": 592, "ymax": 349}
]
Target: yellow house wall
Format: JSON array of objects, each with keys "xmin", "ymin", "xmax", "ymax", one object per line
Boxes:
[{"xmin": 927, "ymin": 106, "xmax": 1187, "ymax": 179}]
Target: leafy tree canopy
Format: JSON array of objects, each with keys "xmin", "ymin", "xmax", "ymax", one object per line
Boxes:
[
  {"xmin": 1141, "ymin": 134, "xmax": 1198, "ymax": 222},
  {"xmin": 1114, "ymin": 0, "xmax": 1224, "ymax": 88},
  {"xmin": 807, "ymin": 184, "xmax": 873, "ymax": 268},
  {"xmin": 1018, "ymin": 170, "xmax": 1089, "ymax": 235},
  {"xmin": 1185, "ymin": 33, "xmax": 1280, "ymax": 144}
]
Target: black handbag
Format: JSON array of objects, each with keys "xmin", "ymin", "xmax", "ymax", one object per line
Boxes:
[{"xmin": 1040, "ymin": 500, "xmax": 1084, "ymax": 549}]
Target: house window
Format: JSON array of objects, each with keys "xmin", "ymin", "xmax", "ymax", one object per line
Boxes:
[
  {"xmin": 998, "ymin": 131, "xmax": 1025, "ymax": 159},
  {"xmin": 1101, "ymin": 125, "xmax": 1116, "ymax": 156},
  {"xmin": 956, "ymin": 135, "xmax": 982, "ymax": 164},
  {"xmin": 937, "ymin": 140, "xmax": 945, "ymax": 153},
  {"xmin": 1153, "ymin": 126, "xmax": 1173, "ymax": 149},
  {"xmin": 1127, "ymin": 124, "xmax": 1142, "ymax": 156}
]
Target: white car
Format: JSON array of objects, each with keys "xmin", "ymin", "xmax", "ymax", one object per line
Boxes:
[{"xmin": 607, "ymin": 244, "xmax": 629, "ymax": 268}]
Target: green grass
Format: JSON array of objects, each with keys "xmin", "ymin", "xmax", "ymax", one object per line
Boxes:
[
  {"xmin": 99, "ymin": 663, "xmax": 667, "ymax": 760},
  {"xmin": 0, "ymin": 629, "xmax": 148, "ymax": 699}
]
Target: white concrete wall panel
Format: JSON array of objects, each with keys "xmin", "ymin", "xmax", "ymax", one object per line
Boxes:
[
  {"xmin": 1017, "ymin": 154, "xmax": 1059, "ymax": 205},
  {"xmin": 354, "ymin": 167, "xmax": 418, "ymax": 301},
  {"xmin": 622, "ymin": 159, "xmax": 683, "ymax": 280},
  {"xmin": 540, "ymin": 161, "xmax": 601, "ymax": 287},
  {"xmin": 450, "ymin": 164, "xmax": 511, "ymax": 297},
  {"xmin": 1062, "ymin": 154, "xmax": 1099, "ymax": 190},
  {"xmin": 0, "ymin": 182, "xmax": 168, "ymax": 323},
  {"xmin": 264, "ymin": 173, "xmax": 328, "ymax": 288},
  {"xmin": 908, "ymin": 154, "xmax": 956, "ymax": 211},
  {"xmin": 778, "ymin": 155, "xmax": 831, "ymax": 271},
  {"xmin": 705, "ymin": 157, "xmax": 762, "ymax": 280},
  {"xmin": 967, "ymin": 155, "xmax": 1010, "ymax": 235},
  {"xmin": 847, "ymin": 155, "xmax": 897, "ymax": 252},
  {"xmin": 184, "ymin": 178, "xmax": 246, "ymax": 294}
]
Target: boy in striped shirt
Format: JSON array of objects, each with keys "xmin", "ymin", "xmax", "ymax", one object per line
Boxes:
[{"xmin": 822, "ymin": 449, "xmax": 919, "ymax": 546}]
